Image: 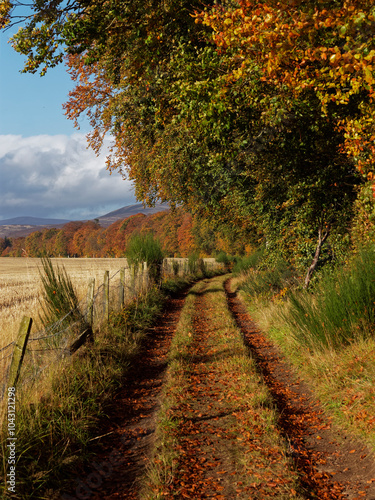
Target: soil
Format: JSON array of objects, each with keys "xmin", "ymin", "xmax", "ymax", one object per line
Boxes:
[
  {"xmin": 161, "ymin": 279, "xmax": 260, "ymax": 499},
  {"xmin": 60, "ymin": 276, "xmax": 375, "ymax": 499}
]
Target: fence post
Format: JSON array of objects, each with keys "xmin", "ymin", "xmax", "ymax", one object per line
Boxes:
[
  {"xmin": 87, "ymin": 278, "xmax": 95, "ymax": 330},
  {"xmin": 137, "ymin": 262, "xmax": 142, "ymax": 293},
  {"xmin": 130, "ymin": 264, "xmax": 136, "ymax": 298},
  {"xmin": 104, "ymin": 270, "xmax": 109, "ymax": 323},
  {"xmin": 125, "ymin": 264, "xmax": 132, "ymax": 301},
  {"xmin": 8, "ymin": 316, "xmax": 33, "ymax": 389},
  {"xmin": 143, "ymin": 262, "xmax": 149, "ymax": 291},
  {"xmin": 119, "ymin": 268, "xmax": 125, "ymax": 308}
]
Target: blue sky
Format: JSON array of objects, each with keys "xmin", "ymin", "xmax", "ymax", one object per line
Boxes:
[{"xmin": 0, "ymin": 23, "xmax": 137, "ymax": 221}]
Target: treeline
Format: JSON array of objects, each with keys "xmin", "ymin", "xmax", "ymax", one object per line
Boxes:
[{"xmin": 0, "ymin": 209, "xmax": 251, "ymax": 258}]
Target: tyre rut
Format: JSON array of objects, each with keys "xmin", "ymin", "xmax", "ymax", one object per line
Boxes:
[{"xmin": 60, "ymin": 288, "xmax": 189, "ymax": 500}]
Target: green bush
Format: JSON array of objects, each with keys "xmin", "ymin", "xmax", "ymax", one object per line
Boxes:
[
  {"xmin": 188, "ymin": 253, "xmax": 199, "ymax": 274},
  {"xmin": 215, "ymin": 251, "xmax": 230, "ymax": 265},
  {"xmin": 215, "ymin": 251, "xmax": 237, "ymax": 271},
  {"xmin": 197, "ymin": 257, "xmax": 206, "ymax": 275},
  {"xmin": 233, "ymin": 246, "xmax": 265, "ymax": 275},
  {"xmin": 283, "ymin": 245, "xmax": 375, "ymax": 350},
  {"xmin": 126, "ymin": 232, "xmax": 164, "ymax": 282}
]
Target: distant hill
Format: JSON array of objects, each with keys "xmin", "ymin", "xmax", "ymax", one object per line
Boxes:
[
  {"xmin": 0, "ymin": 203, "xmax": 170, "ymax": 238},
  {"xmin": 96, "ymin": 203, "xmax": 170, "ymax": 227},
  {"xmin": 0, "ymin": 217, "xmax": 72, "ymax": 239}
]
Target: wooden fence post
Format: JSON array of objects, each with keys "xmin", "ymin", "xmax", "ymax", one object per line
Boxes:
[
  {"xmin": 8, "ymin": 316, "xmax": 33, "ymax": 388},
  {"xmin": 86, "ymin": 277, "xmax": 95, "ymax": 331},
  {"xmin": 68, "ymin": 277, "xmax": 95, "ymax": 354},
  {"xmin": 138, "ymin": 262, "xmax": 143, "ymax": 293},
  {"xmin": 161, "ymin": 259, "xmax": 167, "ymax": 278},
  {"xmin": 130, "ymin": 264, "xmax": 136, "ymax": 298},
  {"xmin": 125, "ymin": 264, "xmax": 132, "ymax": 302},
  {"xmin": 143, "ymin": 262, "xmax": 149, "ymax": 291},
  {"xmin": 104, "ymin": 270, "xmax": 109, "ymax": 323},
  {"xmin": 119, "ymin": 268, "xmax": 125, "ymax": 308}
]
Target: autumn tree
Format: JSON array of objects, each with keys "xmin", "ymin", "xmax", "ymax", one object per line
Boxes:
[
  {"xmin": 0, "ymin": 237, "xmax": 12, "ymax": 256},
  {"xmin": 3, "ymin": 0, "xmax": 374, "ymax": 282}
]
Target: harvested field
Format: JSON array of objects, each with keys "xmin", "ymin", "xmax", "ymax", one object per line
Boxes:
[{"xmin": 0, "ymin": 257, "xmax": 128, "ymax": 348}]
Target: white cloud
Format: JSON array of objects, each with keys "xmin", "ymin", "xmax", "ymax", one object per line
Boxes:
[{"xmin": 0, "ymin": 134, "xmax": 136, "ymax": 220}]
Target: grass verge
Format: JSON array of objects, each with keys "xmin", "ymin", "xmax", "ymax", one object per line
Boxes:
[
  {"xmin": 0, "ymin": 285, "xmax": 166, "ymax": 499},
  {"xmin": 141, "ymin": 275, "xmax": 301, "ymax": 499},
  {"xmin": 235, "ymin": 269, "xmax": 375, "ymax": 453}
]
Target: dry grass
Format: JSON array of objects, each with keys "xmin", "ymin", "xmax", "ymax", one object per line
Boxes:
[
  {"xmin": 0, "ymin": 284, "xmax": 167, "ymax": 498},
  {"xmin": 0, "ymin": 258, "xmax": 129, "ymax": 397},
  {"xmin": 0, "ymin": 257, "xmax": 128, "ymax": 349}
]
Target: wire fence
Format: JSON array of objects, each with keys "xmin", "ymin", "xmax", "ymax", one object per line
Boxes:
[{"xmin": 0, "ymin": 257, "xmax": 224, "ymax": 405}]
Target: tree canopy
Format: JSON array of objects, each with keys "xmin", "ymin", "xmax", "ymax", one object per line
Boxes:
[{"xmin": 3, "ymin": 0, "xmax": 375, "ymax": 278}]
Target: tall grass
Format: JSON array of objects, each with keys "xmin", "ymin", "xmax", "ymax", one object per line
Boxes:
[
  {"xmin": 283, "ymin": 245, "xmax": 375, "ymax": 350},
  {"xmin": 126, "ymin": 233, "xmax": 164, "ymax": 282},
  {"xmin": 38, "ymin": 257, "xmax": 85, "ymax": 331},
  {"xmin": 0, "ymin": 257, "xmax": 128, "ymax": 349},
  {"xmin": 0, "ymin": 286, "xmax": 167, "ymax": 498},
  {"xmin": 241, "ymin": 259, "xmax": 298, "ymax": 300}
]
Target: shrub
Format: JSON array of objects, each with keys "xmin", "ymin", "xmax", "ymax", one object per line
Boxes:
[
  {"xmin": 197, "ymin": 257, "xmax": 206, "ymax": 275},
  {"xmin": 241, "ymin": 259, "xmax": 297, "ymax": 299},
  {"xmin": 233, "ymin": 246, "xmax": 265, "ymax": 275},
  {"xmin": 215, "ymin": 251, "xmax": 236, "ymax": 271},
  {"xmin": 188, "ymin": 253, "xmax": 199, "ymax": 274}
]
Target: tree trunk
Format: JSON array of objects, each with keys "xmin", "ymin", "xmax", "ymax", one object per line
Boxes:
[{"xmin": 304, "ymin": 224, "xmax": 330, "ymax": 289}]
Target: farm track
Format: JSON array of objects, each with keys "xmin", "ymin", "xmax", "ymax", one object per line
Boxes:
[{"xmin": 61, "ymin": 276, "xmax": 375, "ymax": 499}]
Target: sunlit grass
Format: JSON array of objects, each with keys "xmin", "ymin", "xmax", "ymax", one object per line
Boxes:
[
  {"xmin": 236, "ymin": 247, "xmax": 375, "ymax": 452},
  {"xmin": 0, "ymin": 285, "xmax": 166, "ymax": 498},
  {"xmin": 287, "ymin": 246, "xmax": 375, "ymax": 350}
]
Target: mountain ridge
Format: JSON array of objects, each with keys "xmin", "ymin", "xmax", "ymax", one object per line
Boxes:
[{"xmin": 0, "ymin": 203, "xmax": 170, "ymax": 238}]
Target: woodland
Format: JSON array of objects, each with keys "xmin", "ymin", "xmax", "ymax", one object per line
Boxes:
[
  {"xmin": 1, "ymin": 0, "xmax": 375, "ymax": 284},
  {"xmin": 0, "ymin": 209, "xmax": 250, "ymax": 258}
]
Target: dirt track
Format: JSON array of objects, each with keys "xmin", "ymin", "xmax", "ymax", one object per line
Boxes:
[{"xmin": 61, "ymin": 276, "xmax": 375, "ymax": 500}]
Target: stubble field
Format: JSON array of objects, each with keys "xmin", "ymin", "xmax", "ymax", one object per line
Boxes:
[{"xmin": 0, "ymin": 257, "xmax": 128, "ymax": 349}]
